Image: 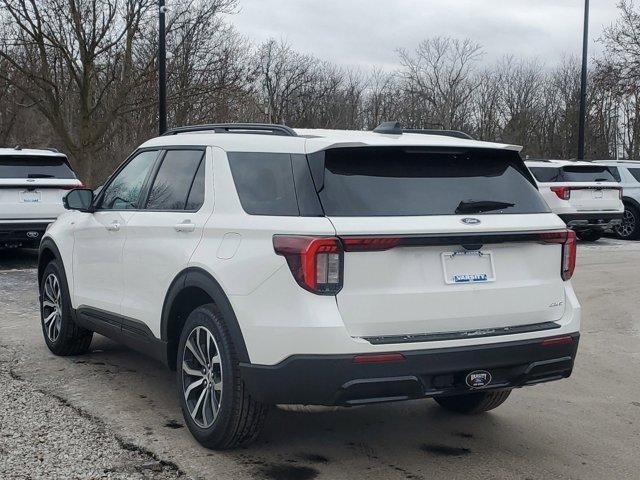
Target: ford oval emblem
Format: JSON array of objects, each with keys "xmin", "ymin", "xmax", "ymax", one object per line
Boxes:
[
  {"xmin": 461, "ymin": 217, "xmax": 481, "ymax": 225},
  {"xmin": 26, "ymin": 231, "xmax": 40, "ymax": 238},
  {"xmin": 465, "ymin": 370, "xmax": 492, "ymax": 388}
]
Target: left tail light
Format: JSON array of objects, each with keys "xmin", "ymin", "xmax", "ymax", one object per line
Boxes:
[
  {"xmin": 551, "ymin": 186, "xmax": 571, "ymax": 200},
  {"xmin": 60, "ymin": 183, "xmax": 85, "ymax": 190},
  {"xmin": 539, "ymin": 229, "xmax": 577, "ymax": 280},
  {"xmin": 273, "ymin": 236, "xmax": 343, "ymax": 295}
]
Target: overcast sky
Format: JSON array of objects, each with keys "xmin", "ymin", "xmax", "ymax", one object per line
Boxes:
[{"xmin": 230, "ymin": 0, "xmax": 621, "ymax": 69}]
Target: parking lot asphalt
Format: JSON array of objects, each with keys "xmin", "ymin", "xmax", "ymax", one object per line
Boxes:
[{"xmin": 0, "ymin": 239, "xmax": 639, "ymax": 480}]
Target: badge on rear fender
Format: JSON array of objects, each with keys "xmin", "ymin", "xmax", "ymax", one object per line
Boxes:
[{"xmin": 465, "ymin": 370, "xmax": 492, "ymax": 388}]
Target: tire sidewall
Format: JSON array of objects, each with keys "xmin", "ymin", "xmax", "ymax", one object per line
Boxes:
[
  {"xmin": 176, "ymin": 305, "xmax": 238, "ymax": 446},
  {"xmin": 40, "ymin": 260, "xmax": 74, "ymax": 352}
]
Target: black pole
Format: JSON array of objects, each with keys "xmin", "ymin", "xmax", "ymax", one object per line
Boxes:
[
  {"xmin": 158, "ymin": 0, "xmax": 167, "ymax": 135},
  {"xmin": 578, "ymin": 0, "xmax": 589, "ymax": 159}
]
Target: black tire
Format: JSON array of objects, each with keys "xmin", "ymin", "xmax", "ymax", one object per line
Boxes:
[
  {"xmin": 575, "ymin": 229, "xmax": 603, "ymax": 242},
  {"xmin": 615, "ymin": 204, "xmax": 640, "ymax": 240},
  {"xmin": 176, "ymin": 304, "xmax": 268, "ymax": 449},
  {"xmin": 434, "ymin": 389, "xmax": 512, "ymax": 414},
  {"xmin": 40, "ymin": 260, "xmax": 93, "ymax": 356}
]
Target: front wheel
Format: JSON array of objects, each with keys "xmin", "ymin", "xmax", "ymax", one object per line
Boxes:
[
  {"xmin": 434, "ymin": 389, "xmax": 512, "ymax": 414},
  {"xmin": 575, "ymin": 229, "xmax": 603, "ymax": 242},
  {"xmin": 40, "ymin": 260, "xmax": 93, "ymax": 355},
  {"xmin": 177, "ymin": 304, "xmax": 268, "ymax": 449},
  {"xmin": 615, "ymin": 204, "xmax": 640, "ymax": 240}
]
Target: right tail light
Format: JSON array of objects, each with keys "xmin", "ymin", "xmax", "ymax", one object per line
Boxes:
[
  {"xmin": 551, "ymin": 186, "xmax": 571, "ymax": 200},
  {"xmin": 539, "ymin": 229, "xmax": 577, "ymax": 280}
]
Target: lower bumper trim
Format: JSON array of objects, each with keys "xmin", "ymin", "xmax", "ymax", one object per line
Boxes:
[{"xmin": 240, "ymin": 333, "xmax": 580, "ymax": 406}]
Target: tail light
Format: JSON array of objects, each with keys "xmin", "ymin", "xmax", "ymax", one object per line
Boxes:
[
  {"xmin": 539, "ymin": 229, "xmax": 577, "ymax": 280},
  {"xmin": 617, "ymin": 187, "xmax": 623, "ymax": 199},
  {"xmin": 551, "ymin": 186, "xmax": 571, "ymax": 200},
  {"xmin": 60, "ymin": 183, "xmax": 85, "ymax": 190},
  {"xmin": 273, "ymin": 236, "xmax": 343, "ymax": 294}
]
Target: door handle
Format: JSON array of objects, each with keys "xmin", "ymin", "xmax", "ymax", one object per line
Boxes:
[
  {"xmin": 175, "ymin": 220, "xmax": 195, "ymax": 233},
  {"xmin": 105, "ymin": 221, "xmax": 120, "ymax": 232}
]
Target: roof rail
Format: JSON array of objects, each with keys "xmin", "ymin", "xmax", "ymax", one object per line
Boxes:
[
  {"xmin": 403, "ymin": 129, "xmax": 474, "ymax": 140},
  {"xmin": 162, "ymin": 123, "xmax": 298, "ymax": 137}
]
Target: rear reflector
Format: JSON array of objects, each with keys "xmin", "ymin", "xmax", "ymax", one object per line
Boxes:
[
  {"xmin": 353, "ymin": 353, "xmax": 406, "ymax": 364},
  {"xmin": 541, "ymin": 336, "xmax": 574, "ymax": 346}
]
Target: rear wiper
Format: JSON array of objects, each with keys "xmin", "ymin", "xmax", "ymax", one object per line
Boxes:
[
  {"xmin": 27, "ymin": 173, "xmax": 55, "ymax": 178},
  {"xmin": 456, "ymin": 200, "xmax": 515, "ymax": 214}
]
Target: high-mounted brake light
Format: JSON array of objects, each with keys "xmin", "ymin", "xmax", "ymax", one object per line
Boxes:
[
  {"xmin": 273, "ymin": 236, "xmax": 343, "ymax": 295},
  {"xmin": 551, "ymin": 186, "xmax": 571, "ymax": 200},
  {"xmin": 538, "ymin": 229, "xmax": 577, "ymax": 281}
]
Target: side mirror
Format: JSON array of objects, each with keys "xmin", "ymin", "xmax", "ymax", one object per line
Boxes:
[{"xmin": 64, "ymin": 188, "xmax": 94, "ymax": 212}]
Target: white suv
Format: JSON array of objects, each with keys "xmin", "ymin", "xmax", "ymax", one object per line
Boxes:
[
  {"xmin": 0, "ymin": 147, "xmax": 82, "ymax": 248},
  {"xmin": 593, "ymin": 160, "xmax": 640, "ymax": 240},
  {"xmin": 38, "ymin": 123, "xmax": 581, "ymax": 449},
  {"xmin": 526, "ymin": 159, "xmax": 623, "ymax": 241}
]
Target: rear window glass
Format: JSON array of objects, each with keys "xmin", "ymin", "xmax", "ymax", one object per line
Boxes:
[
  {"xmin": 0, "ymin": 155, "xmax": 76, "ymax": 179},
  {"xmin": 530, "ymin": 165, "xmax": 619, "ymax": 183},
  {"xmin": 314, "ymin": 147, "xmax": 549, "ymax": 216},
  {"xmin": 146, "ymin": 150, "xmax": 204, "ymax": 210},
  {"xmin": 227, "ymin": 152, "xmax": 299, "ymax": 216}
]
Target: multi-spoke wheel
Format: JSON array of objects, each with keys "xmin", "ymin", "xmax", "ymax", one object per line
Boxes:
[
  {"xmin": 176, "ymin": 304, "xmax": 268, "ymax": 449},
  {"xmin": 39, "ymin": 260, "xmax": 93, "ymax": 355},
  {"xmin": 182, "ymin": 326, "xmax": 223, "ymax": 428},
  {"xmin": 615, "ymin": 204, "xmax": 640, "ymax": 240},
  {"xmin": 42, "ymin": 273, "xmax": 63, "ymax": 342}
]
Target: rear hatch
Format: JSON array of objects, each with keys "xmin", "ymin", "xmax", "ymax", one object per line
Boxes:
[
  {"xmin": 309, "ymin": 147, "xmax": 568, "ymax": 339},
  {"xmin": 0, "ymin": 155, "xmax": 81, "ymax": 220},
  {"xmin": 529, "ymin": 164, "xmax": 622, "ymax": 212}
]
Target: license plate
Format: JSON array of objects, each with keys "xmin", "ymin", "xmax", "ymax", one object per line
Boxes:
[
  {"xmin": 592, "ymin": 189, "xmax": 603, "ymax": 199},
  {"xmin": 20, "ymin": 190, "xmax": 41, "ymax": 203},
  {"xmin": 441, "ymin": 250, "xmax": 495, "ymax": 285}
]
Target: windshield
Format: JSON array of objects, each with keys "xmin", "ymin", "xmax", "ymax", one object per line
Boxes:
[
  {"xmin": 0, "ymin": 155, "xmax": 76, "ymax": 179},
  {"xmin": 529, "ymin": 165, "xmax": 619, "ymax": 183},
  {"xmin": 311, "ymin": 147, "xmax": 549, "ymax": 216}
]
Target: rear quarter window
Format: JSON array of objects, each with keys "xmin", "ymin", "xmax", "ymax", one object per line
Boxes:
[
  {"xmin": 627, "ymin": 168, "xmax": 640, "ymax": 183},
  {"xmin": 0, "ymin": 155, "xmax": 76, "ymax": 179},
  {"xmin": 227, "ymin": 152, "xmax": 299, "ymax": 216}
]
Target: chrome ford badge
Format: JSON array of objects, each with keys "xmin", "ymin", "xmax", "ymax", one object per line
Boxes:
[{"xmin": 461, "ymin": 217, "xmax": 481, "ymax": 225}]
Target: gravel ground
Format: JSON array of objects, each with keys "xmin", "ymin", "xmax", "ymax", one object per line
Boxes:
[{"xmin": 0, "ymin": 344, "xmax": 185, "ymax": 480}]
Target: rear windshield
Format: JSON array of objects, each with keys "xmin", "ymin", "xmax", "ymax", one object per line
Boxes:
[
  {"xmin": 529, "ymin": 165, "xmax": 619, "ymax": 183},
  {"xmin": 0, "ymin": 155, "xmax": 76, "ymax": 179},
  {"xmin": 313, "ymin": 147, "xmax": 549, "ymax": 216}
]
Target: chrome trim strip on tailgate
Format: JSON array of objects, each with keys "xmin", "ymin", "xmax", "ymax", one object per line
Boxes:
[{"xmin": 361, "ymin": 321, "xmax": 561, "ymax": 345}]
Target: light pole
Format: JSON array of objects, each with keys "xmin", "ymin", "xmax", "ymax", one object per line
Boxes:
[
  {"xmin": 577, "ymin": 0, "xmax": 589, "ymax": 160},
  {"xmin": 158, "ymin": 0, "xmax": 167, "ymax": 135}
]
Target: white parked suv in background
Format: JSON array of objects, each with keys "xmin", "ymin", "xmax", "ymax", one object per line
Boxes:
[
  {"xmin": 38, "ymin": 123, "xmax": 581, "ymax": 449},
  {"xmin": 0, "ymin": 147, "xmax": 82, "ymax": 248},
  {"xmin": 593, "ymin": 160, "xmax": 640, "ymax": 240},
  {"xmin": 526, "ymin": 160, "xmax": 624, "ymax": 241}
]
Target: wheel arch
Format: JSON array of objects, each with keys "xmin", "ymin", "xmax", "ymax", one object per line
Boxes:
[
  {"xmin": 161, "ymin": 267, "xmax": 250, "ymax": 370},
  {"xmin": 38, "ymin": 238, "xmax": 65, "ymax": 289},
  {"xmin": 622, "ymin": 196, "xmax": 640, "ymax": 211}
]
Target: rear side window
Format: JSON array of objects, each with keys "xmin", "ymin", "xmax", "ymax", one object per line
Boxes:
[
  {"xmin": 146, "ymin": 149, "xmax": 204, "ymax": 210},
  {"xmin": 531, "ymin": 165, "xmax": 619, "ymax": 183},
  {"xmin": 227, "ymin": 152, "xmax": 299, "ymax": 215},
  {"xmin": 185, "ymin": 160, "xmax": 205, "ymax": 210},
  {"xmin": 0, "ymin": 155, "xmax": 76, "ymax": 179},
  {"xmin": 312, "ymin": 147, "xmax": 549, "ymax": 216},
  {"xmin": 627, "ymin": 168, "xmax": 640, "ymax": 183}
]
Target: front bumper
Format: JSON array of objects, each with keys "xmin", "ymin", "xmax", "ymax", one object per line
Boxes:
[
  {"xmin": 0, "ymin": 221, "xmax": 52, "ymax": 247},
  {"xmin": 559, "ymin": 212, "xmax": 622, "ymax": 230},
  {"xmin": 240, "ymin": 333, "xmax": 579, "ymax": 406}
]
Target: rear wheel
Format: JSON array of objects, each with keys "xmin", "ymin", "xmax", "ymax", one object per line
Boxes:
[
  {"xmin": 615, "ymin": 204, "xmax": 640, "ymax": 240},
  {"xmin": 177, "ymin": 304, "xmax": 268, "ymax": 449},
  {"xmin": 40, "ymin": 261, "xmax": 93, "ymax": 355},
  {"xmin": 575, "ymin": 229, "xmax": 603, "ymax": 242},
  {"xmin": 434, "ymin": 389, "xmax": 512, "ymax": 414}
]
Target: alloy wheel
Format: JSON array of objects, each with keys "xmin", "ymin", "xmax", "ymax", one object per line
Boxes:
[
  {"xmin": 42, "ymin": 273, "xmax": 62, "ymax": 342},
  {"xmin": 181, "ymin": 326, "xmax": 223, "ymax": 428},
  {"xmin": 615, "ymin": 209, "xmax": 636, "ymax": 238}
]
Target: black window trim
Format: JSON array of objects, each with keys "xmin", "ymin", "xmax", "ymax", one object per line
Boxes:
[
  {"xmin": 94, "ymin": 145, "xmax": 206, "ymax": 213},
  {"xmin": 142, "ymin": 147, "xmax": 206, "ymax": 213}
]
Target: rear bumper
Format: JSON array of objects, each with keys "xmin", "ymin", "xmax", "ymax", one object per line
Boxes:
[
  {"xmin": 559, "ymin": 212, "xmax": 622, "ymax": 230},
  {"xmin": 240, "ymin": 333, "xmax": 579, "ymax": 406},
  {"xmin": 0, "ymin": 221, "xmax": 52, "ymax": 247}
]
